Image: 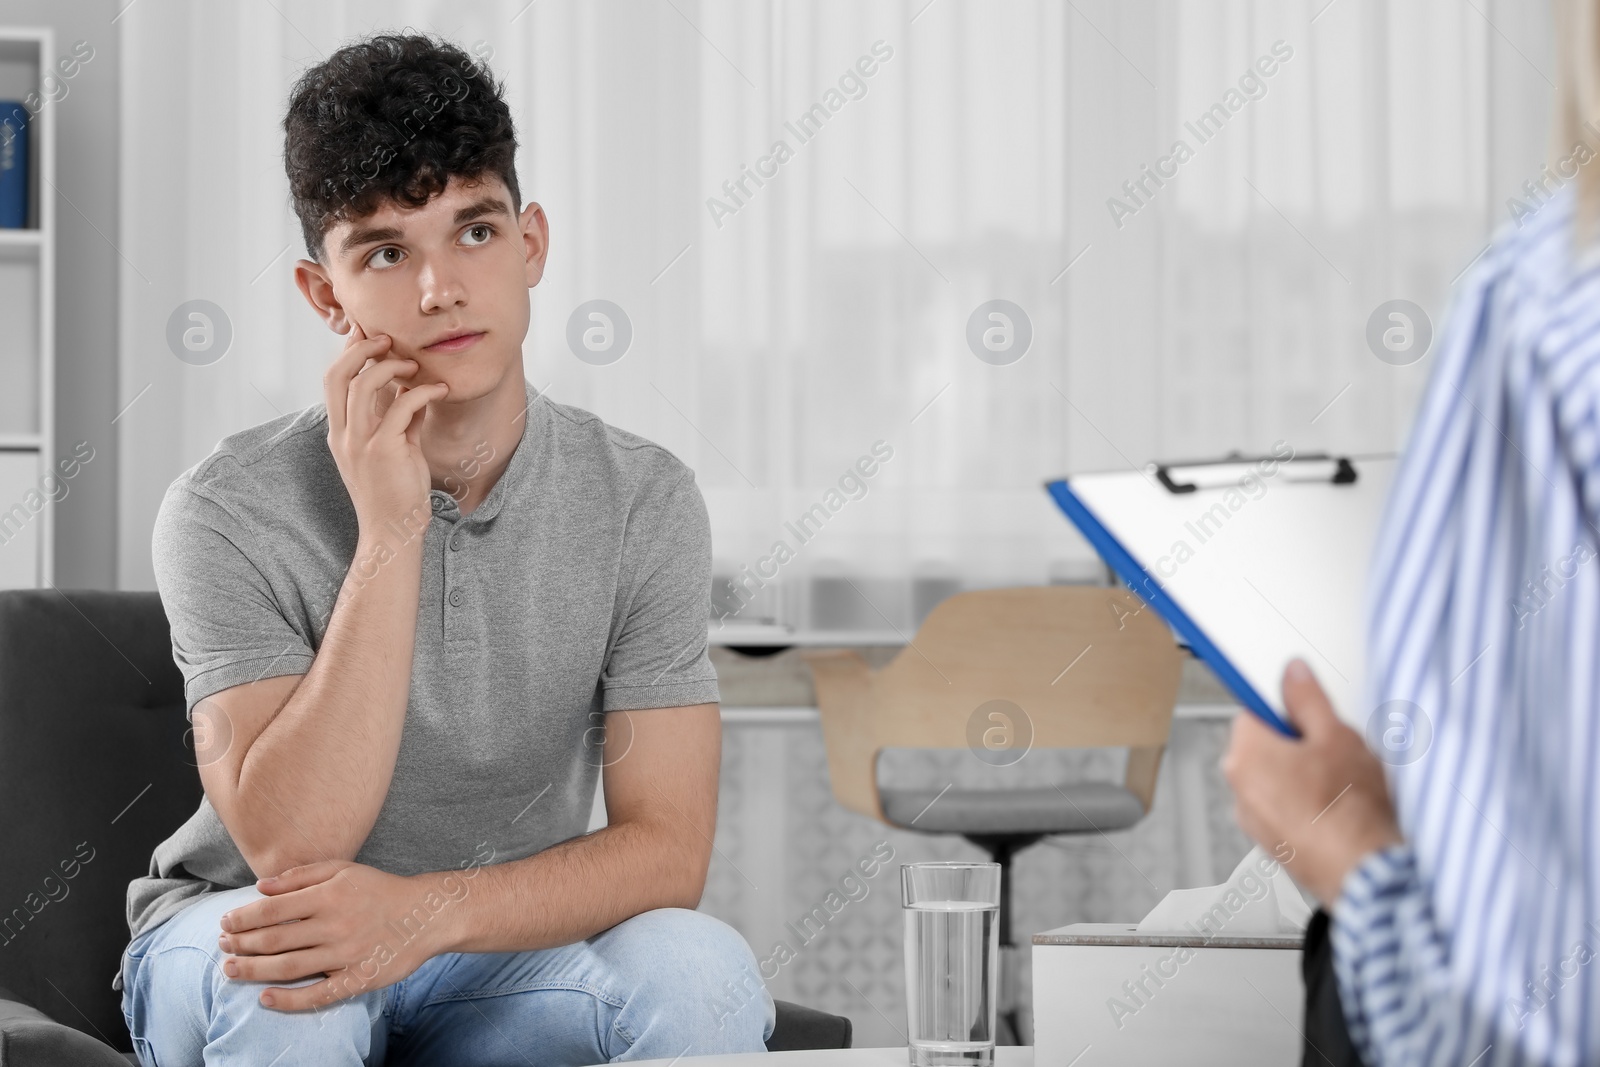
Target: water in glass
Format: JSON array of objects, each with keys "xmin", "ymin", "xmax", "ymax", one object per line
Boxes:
[{"xmin": 903, "ymin": 897, "xmax": 999, "ymax": 1066}]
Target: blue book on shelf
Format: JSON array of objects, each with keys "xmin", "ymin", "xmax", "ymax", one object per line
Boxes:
[{"xmin": 0, "ymin": 102, "xmax": 29, "ymax": 229}]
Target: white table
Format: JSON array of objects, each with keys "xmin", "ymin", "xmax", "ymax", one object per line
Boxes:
[{"xmin": 616, "ymin": 1047, "xmax": 1034, "ymax": 1067}]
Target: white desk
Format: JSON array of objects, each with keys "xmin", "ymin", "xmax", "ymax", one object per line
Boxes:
[
  {"xmin": 615, "ymin": 1046, "xmax": 1033, "ymax": 1067},
  {"xmin": 718, "ymin": 705, "xmax": 1238, "ymax": 725},
  {"xmin": 713, "ymin": 625, "xmax": 909, "ymax": 647}
]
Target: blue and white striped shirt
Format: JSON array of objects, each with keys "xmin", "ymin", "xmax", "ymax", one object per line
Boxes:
[{"xmin": 1333, "ymin": 184, "xmax": 1600, "ymax": 1067}]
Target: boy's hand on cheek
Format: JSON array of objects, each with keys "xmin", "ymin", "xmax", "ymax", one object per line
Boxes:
[
  {"xmin": 348, "ymin": 322, "xmax": 388, "ymax": 399},
  {"xmin": 323, "ymin": 319, "xmax": 448, "ymax": 534}
]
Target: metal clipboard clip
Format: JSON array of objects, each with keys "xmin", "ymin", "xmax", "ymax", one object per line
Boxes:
[{"xmin": 1152, "ymin": 451, "xmax": 1358, "ymax": 494}]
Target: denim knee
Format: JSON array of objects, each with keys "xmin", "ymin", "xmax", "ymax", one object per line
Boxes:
[
  {"xmin": 125, "ymin": 885, "xmax": 387, "ymax": 1066},
  {"xmin": 606, "ymin": 907, "xmax": 774, "ymax": 1048}
]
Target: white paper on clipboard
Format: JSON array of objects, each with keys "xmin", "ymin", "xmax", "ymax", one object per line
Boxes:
[{"xmin": 1067, "ymin": 453, "xmax": 1395, "ymax": 729}]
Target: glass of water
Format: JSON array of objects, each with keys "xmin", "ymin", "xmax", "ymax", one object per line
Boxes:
[{"xmin": 901, "ymin": 861, "xmax": 1001, "ymax": 1067}]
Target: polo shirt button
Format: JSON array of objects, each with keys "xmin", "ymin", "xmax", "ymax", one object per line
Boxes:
[
  {"xmin": 449, "ymin": 588, "xmax": 464, "ymax": 607},
  {"xmin": 431, "ymin": 496, "xmax": 444, "ymax": 513},
  {"xmin": 450, "ymin": 531, "xmax": 463, "ymax": 551}
]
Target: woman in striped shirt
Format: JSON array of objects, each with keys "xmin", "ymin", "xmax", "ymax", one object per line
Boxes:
[{"xmin": 1225, "ymin": 3, "xmax": 1600, "ymax": 1064}]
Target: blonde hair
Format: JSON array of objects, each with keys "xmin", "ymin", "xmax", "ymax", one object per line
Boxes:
[{"xmin": 1557, "ymin": 0, "xmax": 1600, "ymax": 239}]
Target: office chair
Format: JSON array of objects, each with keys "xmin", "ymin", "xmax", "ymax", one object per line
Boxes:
[{"xmin": 802, "ymin": 586, "xmax": 1183, "ymax": 1044}]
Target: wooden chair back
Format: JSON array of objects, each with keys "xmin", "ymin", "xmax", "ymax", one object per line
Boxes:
[{"xmin": 801, "ymin": 586, "xmax": 1183, "ymax": 824}]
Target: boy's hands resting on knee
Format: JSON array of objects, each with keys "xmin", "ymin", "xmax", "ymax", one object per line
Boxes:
[
  {"xmin": 216, "ymin": 859, "xmax": 468, "ymax": 1011},
  {"xmin": 1222, "ymin": 659, "xmax": 1404, "ymax": 908}
]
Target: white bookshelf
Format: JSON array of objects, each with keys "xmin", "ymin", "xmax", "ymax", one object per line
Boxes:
[{"xmin": 0, "ymin": 28, "xmax": 54, "ymax": 590}]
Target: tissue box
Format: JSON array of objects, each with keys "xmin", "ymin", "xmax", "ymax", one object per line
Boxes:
[{"xmin": 1031, "ymin": 923, "xmax": 1304, "ymax": 1066}]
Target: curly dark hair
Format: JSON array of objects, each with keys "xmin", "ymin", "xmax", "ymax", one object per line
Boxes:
[{"xmin": 283, "ymin": 32, "xmax": 521, "ymax": 262}]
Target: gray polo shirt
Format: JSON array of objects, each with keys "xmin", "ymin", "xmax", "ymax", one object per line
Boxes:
[{"xmin": 116, "ymin": 378, "xmax": 720, "ymax": 991}]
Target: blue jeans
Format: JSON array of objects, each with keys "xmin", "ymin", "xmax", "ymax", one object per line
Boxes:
[{"xmin": 120, "ymin": 885, "xmax": 776, "ymax": 1066}]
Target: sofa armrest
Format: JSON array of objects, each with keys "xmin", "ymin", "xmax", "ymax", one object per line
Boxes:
[
  {"xmin": 767, "ymin": 998, "xmax": 853, "ymax": 1051},
  {"xmin": 0, "ymin": 987, "xmax": 134, "ymax": 1067}
]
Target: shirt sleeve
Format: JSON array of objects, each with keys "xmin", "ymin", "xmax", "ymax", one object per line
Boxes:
[
  {"xmin": 599, "ymin": 466, "xmax": 721, "ymax": 711},
  {"xmin": 1330, "ymin": 844, "xmax": 1483, "ymax": 1067},
  {"xmin": 151, "ymin": 479, "xmax": 317, "ymax": 719}
]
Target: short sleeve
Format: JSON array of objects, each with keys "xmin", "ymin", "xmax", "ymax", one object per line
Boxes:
[
  {"xmin": 151, "ymin": 480, "xmax": 316, "ymax": 719},
  {"xmin": 600, "ymin": 467, "xmax": 721, "ymax": 711}
]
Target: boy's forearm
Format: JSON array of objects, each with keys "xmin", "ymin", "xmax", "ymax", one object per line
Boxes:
[
  {"xmin": 232, "ymin": 531, "xmax": 426, "ymax": 875},
  {"xmin": 426, "ymin": 817, "xmax": 710, "ymax": 955}
]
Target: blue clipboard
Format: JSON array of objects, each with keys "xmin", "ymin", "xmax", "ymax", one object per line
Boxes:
[{"xmin": 1045, "ymin": 474, "xmax": 1300, "ymax": 738}]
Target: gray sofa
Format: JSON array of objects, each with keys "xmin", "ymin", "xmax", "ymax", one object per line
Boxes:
[{"xmin": 0, "ymin": 589, "xmax": 849, "ymax": 1065}]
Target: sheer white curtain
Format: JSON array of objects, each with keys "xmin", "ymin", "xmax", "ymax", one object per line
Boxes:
[{"xmin": 117, "ymin": 0, "xmax": 1548, "ymax": 628}]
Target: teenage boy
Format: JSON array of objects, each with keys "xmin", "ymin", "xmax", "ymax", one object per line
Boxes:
[{"xmin": 116, "ymin": 32, "xmax": 775, "ymax": 1067}]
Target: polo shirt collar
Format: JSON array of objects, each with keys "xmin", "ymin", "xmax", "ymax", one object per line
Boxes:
[{"xmin": 429, "ymin": 378, "xmax": 543, "ymax": 525}]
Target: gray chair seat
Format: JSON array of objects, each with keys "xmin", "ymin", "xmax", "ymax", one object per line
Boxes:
[{"xmin": 877, "ymin": 780, "xmax": 1146, "ymax": 835}]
